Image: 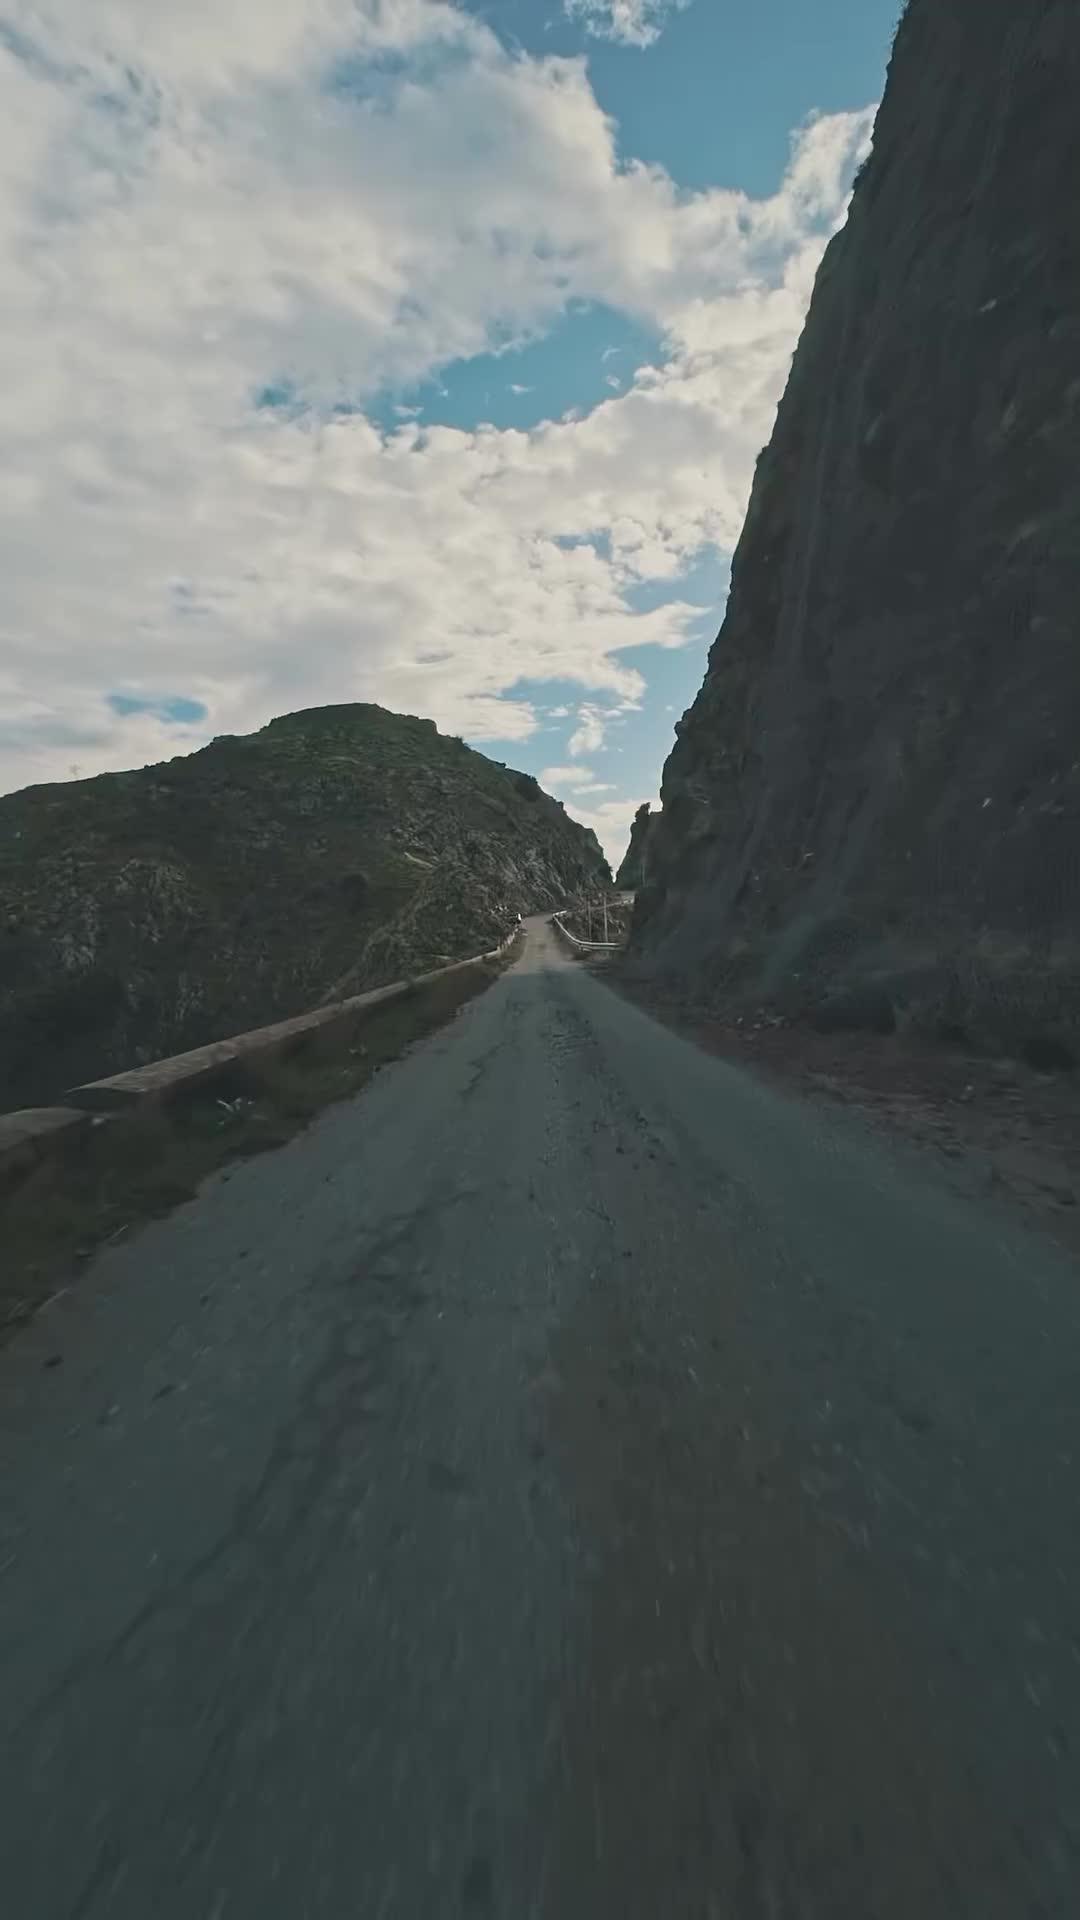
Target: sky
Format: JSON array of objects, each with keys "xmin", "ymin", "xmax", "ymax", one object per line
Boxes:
[{"xmin": 0, "ymin": 0, "xmax": 899, "ymax": 865}]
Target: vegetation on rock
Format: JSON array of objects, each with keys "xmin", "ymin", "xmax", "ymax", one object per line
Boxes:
[{"xmin": 0, "ymin": 703, "xmax": 608, "ymax": 1107}]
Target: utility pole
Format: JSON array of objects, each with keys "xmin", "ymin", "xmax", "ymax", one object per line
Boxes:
[
  {"xmin": 602, "ymin": 890, "xmax": 609, "ymax": 943},
  {"xmin": 587, "ymin": 895, "xmax": 593, "ymax": 940}
]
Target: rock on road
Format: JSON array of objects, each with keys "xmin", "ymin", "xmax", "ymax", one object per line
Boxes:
[{"xmin": 3, "ymin": 917, "xmax": 1080, "ymax": 1918}]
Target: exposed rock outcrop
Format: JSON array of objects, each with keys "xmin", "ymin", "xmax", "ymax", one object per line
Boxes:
[
  {"xmin": 0, "ymin": 704, "xmax": 608, "ymax": 1107},
  {"xmin": 615, "ymin": 804, "xmax": 655, "ymax": 891},
  {"xmin": 631, "ymin": 0, "xmax": 1080, "ymax": 1065}
]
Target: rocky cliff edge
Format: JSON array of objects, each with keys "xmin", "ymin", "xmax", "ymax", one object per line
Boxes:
[{"xmin": 630, "ymin": 0, "xmax": 1080, "ymax": 1068}]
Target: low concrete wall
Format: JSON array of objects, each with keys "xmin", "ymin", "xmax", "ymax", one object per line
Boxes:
[
  {"xmin": 0, "ymin": 1106, "xmax": 93, "ymax": 1179},
  {"xmin": 1, "ymin": 928, "xmax": 518, "ymax": 1175},
  {"xmin": 67, "ymin": 980, "xmax": 419, "ymax": 1113}
]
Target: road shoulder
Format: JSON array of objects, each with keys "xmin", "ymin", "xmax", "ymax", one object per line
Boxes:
[{"xmin": 610, "ymin": 969, "xmax": 1080, "ymax": 1262}]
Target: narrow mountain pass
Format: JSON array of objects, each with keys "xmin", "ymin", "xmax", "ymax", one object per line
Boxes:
[{"xmin": 2, "ymin": 917, "xmax": 1079, "ymax": 1918}]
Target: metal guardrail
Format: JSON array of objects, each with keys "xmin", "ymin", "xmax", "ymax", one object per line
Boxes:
[{"xmin": 552, "ymin": 913, "xmax": 621, "ymax": 952}]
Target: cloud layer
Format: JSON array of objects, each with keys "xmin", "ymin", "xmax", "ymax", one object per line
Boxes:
[{"xmin": 1, "ymin": 0, "xmax": 873, "ymax": 860}]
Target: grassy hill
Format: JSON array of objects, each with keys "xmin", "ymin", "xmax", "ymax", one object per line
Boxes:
[{"xmin": 0, "ymin": 703, "xmax": 608, "ymax": 1108}]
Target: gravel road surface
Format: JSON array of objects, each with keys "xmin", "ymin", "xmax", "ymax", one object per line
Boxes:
[{"xmin": 3, "ymin": 916, "xmax": 1080, "ymax": 1917}]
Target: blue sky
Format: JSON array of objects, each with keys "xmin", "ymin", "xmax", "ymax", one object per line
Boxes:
[
  {"xmin": 477, "ymin": 0, "xmax": 896, "ymax": 194},
  {"xmin": 0, "ymin": 0, "xmax": 897, "ymax": 861}
]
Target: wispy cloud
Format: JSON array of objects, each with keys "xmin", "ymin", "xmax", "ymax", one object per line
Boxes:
[
  {"xmin": 564, "ymin": 0, "xmax": 692, "ymax": 49},
  {"xmin": 568, "ymin": 706, "xmax": 608, "ymax": 756},
  {"xmin": 540, "ymin": 763, "xmax": 596, "ymax": 787}
]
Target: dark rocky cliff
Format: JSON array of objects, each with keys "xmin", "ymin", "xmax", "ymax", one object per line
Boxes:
[
  {"xmin": 630, "ymin": 0, "xmax": 1080, "ymax": 1065},
  {"xmin": 0, "ymin": 705, "xmax": 607, "ymax": 1107}
]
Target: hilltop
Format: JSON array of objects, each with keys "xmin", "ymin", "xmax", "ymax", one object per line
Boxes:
[{"xmin": 0, "ymin": 703, "xmax": 608, "ymax": 1107}]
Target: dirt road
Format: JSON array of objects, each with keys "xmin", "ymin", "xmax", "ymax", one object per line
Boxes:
[{"xmin": 3, "ymin": 916, "xmax": 1079, "ymax": 1916}]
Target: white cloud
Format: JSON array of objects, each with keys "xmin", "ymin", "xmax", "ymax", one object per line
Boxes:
[
  {"xmin": 540, "ymin": 763, "xmax": 597, "ymax": 787},
  {"xmin": 0, "ymin": 0, "xmax": 875, "ymax": 801},
  {"xmin": 10, "ymin": 0, "xmax": 483, "ymax": 86},
  {"xmin": 568, "ymin": 706, "xmax": 609, "ymax": 756},
  {"xmin": 564, "ymin": 0, "xmax": 692, "ymax": 50}
]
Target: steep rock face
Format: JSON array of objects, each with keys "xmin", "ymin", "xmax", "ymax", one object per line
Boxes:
[
  {"xmin": 615, "ymin": 804, "xmax": 655, "ymax": 890},
  {"xmin": 0, "ymin": 705, "xmax": 607, "ymax": 1106},
  {"xmin": 632, "ymin": 0, "xmax": 1080, "ymax": 1062}
]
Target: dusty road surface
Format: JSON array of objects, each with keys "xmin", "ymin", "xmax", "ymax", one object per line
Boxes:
[{"xmin": 4, "ymin": 917, "xmax": 1080, "ymax": 1918}]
